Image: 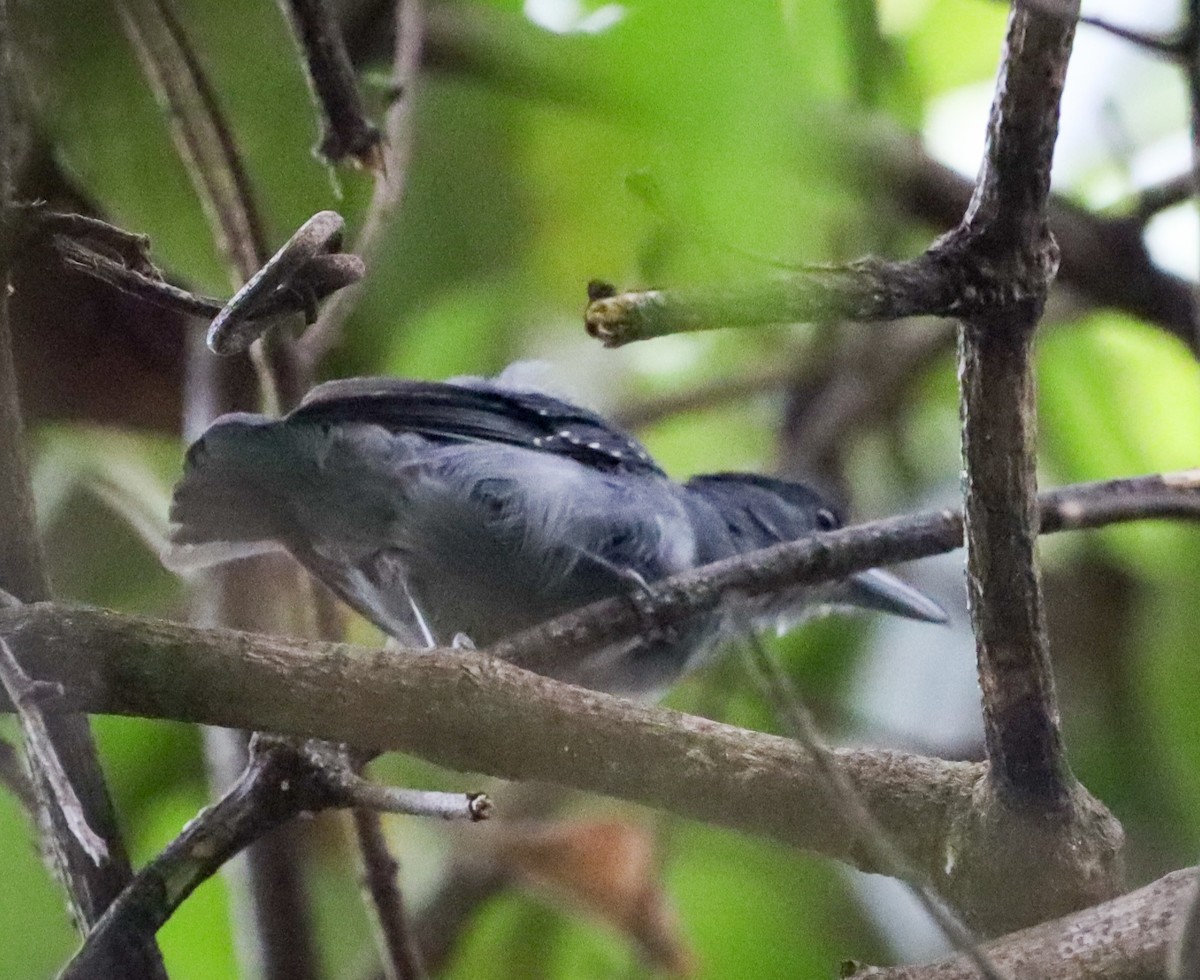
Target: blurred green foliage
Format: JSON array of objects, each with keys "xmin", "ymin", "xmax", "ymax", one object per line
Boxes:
[{"xmin": 7, "ymin": 0, "xmax": 1200, "ymax": 977}]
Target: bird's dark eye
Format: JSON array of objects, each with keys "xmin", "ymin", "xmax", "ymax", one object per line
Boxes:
[{"xmin": 816, "ymin": 508, "xmax": 838, "ymax": 531}]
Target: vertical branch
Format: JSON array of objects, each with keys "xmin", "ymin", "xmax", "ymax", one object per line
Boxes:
[
  {"xmin": 353, "ymin": 807, "xmax": 427, "ymax": 980},
  {"xmin": 959, "ymin": 315, "xmax": 1066, "ymax": 800},
  {"xmin": 0, "ymin": 7, "xmax": 162, "ymax": 975},
  {"xmin": 1185, "ymin": 0, "xmax": 1200, "ymax": 349},
  {"xmin": 955, "ymin": 1, "xmax": 1077, "ymax": 806},
  {"xmin": 0, "ymin": 7, "xmax": 48, "ymax": 605},
  {"xmin": 295, "ymin": 0, "xmax": 425, "ymax": 368},
  {"xmin": 276, "ymin": 0, "xmax": 383, "ymax": 168}
]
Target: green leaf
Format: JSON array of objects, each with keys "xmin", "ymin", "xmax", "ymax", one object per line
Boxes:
[{"xmin": 1038, "ymin": 313, "xmax": 1200, "ymax": 579}]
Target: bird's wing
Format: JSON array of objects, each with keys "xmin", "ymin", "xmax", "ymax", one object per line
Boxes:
[{"xmin": 290, "ymin": 376, "xmax": 664, "ymax": 476}]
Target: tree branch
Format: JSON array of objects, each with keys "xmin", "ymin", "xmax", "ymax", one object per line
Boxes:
[
  {"xmin": 57, "ymin": 735, "xmax": 486, "ymax": 979},
  {"xmin": 2, "ymin": 469, "xmax": 1189, "ymax": 931},
  {"xmin": 295, "ymin": 0, "xmax": 424, "ymax": 368},
  {"xmin": 116, "ymin": 0, "xmax": 268, "ymax": 285},
  {"xmin": 0, "ymin": 637, "xmax": 106, "ymax": 863},
  {"xmin": 352, "ymin": 807, "xmax": 427, "ymax": 980},
  {"xmin": 277, "ymin": 0, "xmax": 383, "ymax": 168},
  {"xmin": 494, "ymin": 470, "xmax": 1200, "ymax": 679},
  {"xmin": 582, "ymin": 250, "xmax": 982, "ymax": 347},
  {"xmin": 954, "ymin": 0, "xmax": 1074, "ymax": 807},
  {"xmin": 846, "ymin": 866, "xmax": 1198, "ymax": 980},
  {"xmin": 0, "ymin": 7, "xmax": 158, "ymax": 971},
  {"xmin": 0, "ymin": 601, "xmax": 988, "ymax": 881}
]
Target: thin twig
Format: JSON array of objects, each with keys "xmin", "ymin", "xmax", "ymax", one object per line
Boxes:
[
  {"xmin": 614, "ymin": 360, "xmax": 803, "ymax": 430},
  {"xmin": 50, "ymin": 227, "xmax": 363, "ymax": 326},
  {"xmin": 494, "ymin": 469, "xmax": 1200, "ymax": 678},
  {"xmin": 0, "ymin": 732, "xmax": 35, "ymax": 814},
  {"xmin": 296, "ymin": 0, "xmax": 425, "ymax": 368},
  {"xmin": 1134, "ymin": 172, "xmax": 1195, "ymax": 223},
  {"xmin": 1006, "ymin": 0, "xmax": 1187, "ymax": 58},
  {"xmin": 337, "ymin": 778, "xmax": 491, "ymax": 820},
  {"xmin": 0, "ymin": 636, "xmax": 106, "ymax": 862},
  {"xmin": 115, "ymin": 0, "xmax": 268, "ymax": 283},
  {"xmin": 277, "ymin": 0, "xmax": 383, "ymax": 168},
  {"xmin": 739, "ymin": 629, "xmax": 1005, "ymax": 980},
  {"xmin": 352, "ymin": 807, "xmax": 427, "ymax": 980},
  {"xmin": 58, "ymin": 735, "xmax": 486, "ymax": 979},
  {"xmin": 54, "ymin": 235, "xmax": 224, "ymax": 318},
  {"xmin": 301, "ymin": 740, "xmax": 491, "ymax": 820},
  {"xmin": 411, "ymin": 862, "xmax": 509, "ymax": 974}
]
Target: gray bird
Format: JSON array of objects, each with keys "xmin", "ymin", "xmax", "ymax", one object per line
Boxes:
[{"xmin": 163, "ymin": 368, "xmax": 946, "ymax": 698}]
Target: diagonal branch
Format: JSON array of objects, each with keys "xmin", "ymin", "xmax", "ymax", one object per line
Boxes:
[
  {"xmin": 58, "ymin": 736, "xmax": 485, "ymax": 980},
  {"xmin": 115, "ymin": 0, "xmax": 268, "ymax": 284},
  {"xmin": 740, "ymin": 631, "xmax": 1004, "ymax": 980},
  {"xmin": 494, "ymin": 470, "xmax": 1200, "ymax": 678},
  {"xmin": 352, "ymin": 807, "xmax": 427, "ymax": 980},
  {"xmin": 845, "ymin": 866, "xmax": 1198, "ymax": 980},
  {"xmin": 0, "ymin": 637, "xmax": 105, "ymax": 863}
]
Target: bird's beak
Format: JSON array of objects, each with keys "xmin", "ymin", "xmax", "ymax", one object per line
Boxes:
[{"xmin": 847, "ymin": 568, "xmax": 949, "ymax": 624}]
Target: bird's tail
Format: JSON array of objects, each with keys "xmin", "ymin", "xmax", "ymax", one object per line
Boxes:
[{"xmin": 161, "ymin": 413, "xmax": 288, "ymax": 573}]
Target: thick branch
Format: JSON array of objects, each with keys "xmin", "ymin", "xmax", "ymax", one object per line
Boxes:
[
  {"xmin": 955, "ymin": 0, "xmax": 1075, "ymax": 805},
  {"xmin": 847, "ymin": 866, "xmax": 1197, "ymax": 980},
  {"xmin": 1, "ymin": 474, "xmax": 1181, "ymax": 938},
  {"xmin": 0, "ymin": 601, "xmax": 986, "ymax": 883}
]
